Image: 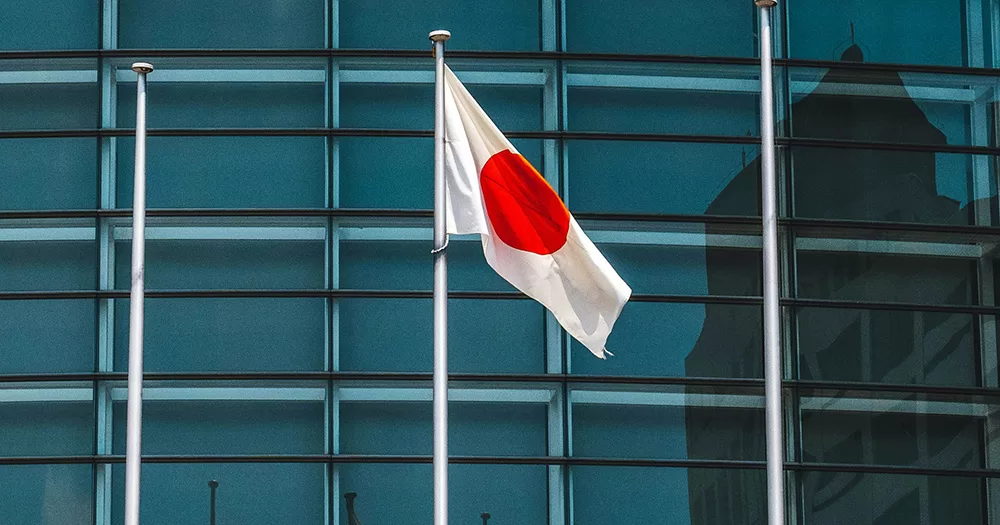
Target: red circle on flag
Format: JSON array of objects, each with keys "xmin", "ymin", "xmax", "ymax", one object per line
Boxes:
[{"xmin": 480, "ymin": 150, "xmax": 570, "ymax": 255}]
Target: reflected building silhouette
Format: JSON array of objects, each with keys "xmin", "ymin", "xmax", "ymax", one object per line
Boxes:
[{"xmin": 685, "ymin": 45, "xmax": 987, "ymax": 525}]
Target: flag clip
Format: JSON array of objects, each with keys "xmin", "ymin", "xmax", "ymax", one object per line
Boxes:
[{"xmin": 431, "ymin": 234, "xmax": 450, "ymax": 254}]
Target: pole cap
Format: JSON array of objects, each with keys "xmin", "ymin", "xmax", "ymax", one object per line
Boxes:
[
  {"xmin": 754, "ymin": 0, "xmax": 777, "ymax": 6},
  {"xmin": 131, "ymin": 62, "xmax": 154, "ymax": 74},
  {"xmin": 208, "ymin": 480, "xmax": 219, "ymax": 488},
  {"xmin": 429, "ymin": 30, "xmax": 451, "ymax": 42}
]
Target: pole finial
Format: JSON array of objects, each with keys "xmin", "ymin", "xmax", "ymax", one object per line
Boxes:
[
  {"xmin": 754, "ymin": 0, "xmax": 777, "ymax": 6},
  {"xmin": 132, "ymin": 62, "xmax": 154, "ymax": 74},
  {"xmin": 429, "ymin": 30, "xmax": 451, "ymax": 42}
]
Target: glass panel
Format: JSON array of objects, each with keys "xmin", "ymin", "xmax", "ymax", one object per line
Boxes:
[
  {"xmin": 788, "ymin": 0, "xmax": 973, "ymax": 67},
  {"xmin": 338, "ymin": 298, "xmax": 545, "ymax": 373},
  {"xmin": 571, "ymin": 302, "xmax": 763, "ymax": 379},
  {"xmin": 791, "ymin": 146, "xmax": 995, "ymax": 226},
  {"xmin": 0, "ymin": 384, "xmax": 93, "ymax": 455},
  {"xmin": 337, "ymin": 463, "xmax": 547, "ymax": 525},
  {"xmin": 111, "ymin": 383, "xmax": 326, "ymax": 454},
  {"xmin": 801, "ymin": 410, "xmax": 982, "ymax": 468},
  {"xmin": 800, "ymin": 472, "xmax": 982, "ymax": 525},
  {"xmin": 114, "ymin": 298, "xmax": 326, "ymax": 372},
  {"xmin": 0, "ymin": 138, "xmax": 96, "ymax": 210},
  {"xmin": 796, "ymin": 307, "xmax": 978, "ymax": 386},
  {"xmin": 0, "ymin": 59, "xmax": 98, "ymax": 131},
  {"xmin": 340, "ymin": 398, "xmax": 548, "ymax": 455},
  {"xmin": 603, "ymin": 244, "xmax": 761, "ymax": 297},
  {"xmin": 0, "ymin": 220, "xmax": 96, "ymax": 292},
  {"xmin": 339, "ymin": 239, "xmax": 512, "ymax": 292},
  {"xmin": 796, "ymin": 250, "xmax": 976, "ymax": 305},
  {"xmin": 112, "ymin": 463, "xmax": 324, "ymax": 525},
  {"xmin": 567, "ymin": 140, "xmax": 760, "ymax": 216},
  {"xmin": 116, "ymin": 136, "xmax": 326, "ymax": 208},
  {"xmin": 115, "ymin": 60, "xmax": 326, "ymax": 128},
  {"xmin": 572, "ymin": 466, "xmax": 765, "ymax": 525},
  {"xmin": 565, "ymin": 0, "xmax": 755, "ymax": 56},
  {"xmin": 0, "ymin": 0, "xmax": 96, "ymax": 50},
  {"xmin": 787, "ymin": 67, "xmax": 992, "ymax": 147},
  {"xmin": 118, "ymin": 0, "xmax": 325, "ymax": 48},
  {"xmin": 338, "ymin": 0, "xmax": 541, "ymax": 51},
  {"xmin": 0, "ymin": 464, "xmax": 92, "ymax": 525},
  {"xmin": 566, "ymin": 63, "xmax": 760, "ymax": 136},
  {"xmin": 0, "ymin": 300, "xmax": 94, "ymax": 374}
]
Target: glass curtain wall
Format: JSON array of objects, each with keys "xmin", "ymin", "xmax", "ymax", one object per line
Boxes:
[{"xmin": 2, "ymin": 0, "xmax": 1000, "ymax": 524}]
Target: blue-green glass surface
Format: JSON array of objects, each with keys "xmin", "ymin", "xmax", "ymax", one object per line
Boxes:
[
  {"xmin": 788, "ymin": 0, "xmax": 967, "ymax": 66},
  {"xmin": 340, "ymin": 401, "xmax": 547, "ymax": 455},
  {"xmin": 118, "ymin": 0, "xmax": 325, "ymax": 49},
  {"xmin": 600, "ymin": 244, "xmax": 761, "ymax": 296},
  {"xmin": 116, "ymin": 136, "xmax": 326, "ymax": 208},
  {"xmin": 0, "ymin": 465, "xmax": 92, "ymax": 525},
  {"xmin": 114, "ymin": 298, "xmax": 325, "ymax": 372},
  {"xmin": 0, "ymin": 0, "xmax": 96, "ymax": 50},
  {"xmin": 0, "ymin": 139, "xmax": 96, "ymax": 210},
  {"xmin": 114, "ymin": 238, "xmax": 324, "ymax": 290},
  {"xmin": 112, "ymin": 398, "xmax": 325, "ymax": 454},
  {"xmin": 0, "ymin": 401, "xmax": 94, "ymax": 456},
  {"xmin": 337, "ymin": 464, "xmax": 547, "ymax": 525},
  {"xmin": 0, "ymin": 300, "xmax": 94, "ymax": 374},
  {"xmin": 338, "ymin": 298, "xmax": 545, "ymax": 373},
  {"xmin": 339, "ymin": 0, "xmax": 540, "ymax": 50},
  {"xmin": 565, "ymin": 0, "xmax": 756, "ymax": 56},
  {"xmin": 573, "ymin": 466, "xmax": 765, "ymax": 525},
  {"xmin": 112, "ymin": 463, "xmax": 324, "ymax": 525},
  {"xmin": 116, "ymin": 80, "xmax": 325, "ymax": 128},
  {"xmin": 568, "ymin": 141, "xmax": 759, "ymax": 216},
  {"xmin": 339, "ymin": 239, "xmax": 512, "ymax": 291},
  {"xmin": 796, "ymin": 307, "xmax": 977, "ymax": 386},
  {"xmin": 571, "ymin": 303, "xmax": 763, "ymax": 378},
  {"xmin": 0, "ymin": 80, "xmax": 97, "ymax": 131},
  {"xmin": 800, "ymin": 472, "xmax": 982, "ymax": 525},
  {"xmin": 0, "ymin": 240, "xmax": 96, "ymax": 291}
]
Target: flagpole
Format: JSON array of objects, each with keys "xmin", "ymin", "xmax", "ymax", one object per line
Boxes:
[
  {"xmin": 755, "ymin": 2, "xmax": 784, "ymax": 525},
  {"xmin": 124, "ymin": 61, "xmax": 153, "ymax": 525},
  {"xmin": 429, "ymin": 29, "xmax": 451, "ymax": 525}
]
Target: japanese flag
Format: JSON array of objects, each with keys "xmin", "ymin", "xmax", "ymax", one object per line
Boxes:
[{"xmin": 443, "ymin": 66, "xmax": 631, "ymax": 358}]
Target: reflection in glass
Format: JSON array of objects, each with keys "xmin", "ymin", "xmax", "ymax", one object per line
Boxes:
[{"xmin": 0, "ymin": 464, "xmax": 92, "ymax": 525}]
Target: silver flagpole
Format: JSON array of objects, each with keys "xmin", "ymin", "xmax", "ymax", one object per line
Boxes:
[
  {"xmin": 124, "ymin": 61, "xmax": 153, "ymax": 525},
  {"xmin": 429, "ymin": 29, "xmax": 451, "ymax": 525},
  {"xmin": 755, "ymin": 2, "xmax": 784, "ymax": 525}
]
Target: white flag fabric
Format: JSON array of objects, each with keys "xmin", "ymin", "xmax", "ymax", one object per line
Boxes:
[{"xmin": 442, "ymin": 66, "xmax": 631, "ymax": 359}]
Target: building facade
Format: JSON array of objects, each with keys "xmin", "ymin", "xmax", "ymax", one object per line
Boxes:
[{"xmin": 2, "ymin": 0, "xmax": 1000, "ymax": 523}]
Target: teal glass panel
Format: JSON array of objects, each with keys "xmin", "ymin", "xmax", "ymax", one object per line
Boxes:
[
  {"xmin": 116, "ymin": 76, "xmax": 325, "ymax": 128},
  {"xmin": 0, "ymin": 399, "xmax": 94, "ymax": 455},
  {"xmin": 796, "ymin": 251, "xmax": 975, "ymax": 305},
  {"xmin": 114, "ymin": 237, "xmax": 325, "ymax": 290},
  {"xmin": 801, "ymin": 410, "xmax": 981, "ymax": 468},
  {"xmin": 573, "ymin": 466, "xmax": 765, "ymax": 525},
  {"xmin": 796, "ymin": 307, "xmax": 977, "ymax": 386},
  {"xmin": 112, "ymin": 463, "xmax": 324, "ymax": 525},
  {"xmin": 600, "ymin": 244, "xmax": 761, "ymax": 296},
  {"xmin": 0, "ymin": 0, "xmax": 96, "ymax": 50},
  {"xmin": 787, "ymin": 67, "xmax": 976, "ymax": 146},
  {"xmin": 113, "ymin": 298, "xmax": 325, "ymax": 372},
  {"xmin": 337, "ymin": 464, "xmax": 547, "ymax": 525},
  {"xmin": 0, "ymin": 300, "xmax": 94, "ymax": 374},
  {"xmin": 339, "ymin": 79, "xmax": 542, "ymax": 130},
  {"xmin": 116, "ymin": 136, "xmax": 326, "ymax": 208},
  {"xmin": 118, "ymin": 0, "xmax": 325, "ymax": 48},
  {"xmin": 800, "ymin": 472, "xmax": 982, "ymax": 525},
  {"xmin": 338, "ymin": 298, "xmax": 545, "ymax": 373},
  {"xmin": 338, "ymin": 137, "xmax": 542, "ymax": 209},
  {"xmin": 0, "ymin": 61, "xmax": 97, "ymax": 131},
  {"xmin": 573, "ymin": 403, "xmax": 763, "ymax": 460},
  {"xmin": 788, "ymin": 0, "xmax": 969, "ymax": 67},
  {"xmin": 566, "ymin": 0, "xmax": 755, "ymax": 56},
  {"xmin": 0, "ymin": 239, "xmax": 96, "ymax": 291},
  {"xmin": 0, "ymin": 138, "xmax": 96, "ymax": 210},
  {"xmin": 791, "ymin": 147, "xmax": 993, "ymax": 225},
  {"xmin": 112, "ymin": 396, "xmax": 325, "ymax": 454},
  {"xmin": 339, "ymin": 0, "xmax": 540, "ymax": 51},
  {"xmin": 340, "ymin": 400, "xmax": 547, "ymax": 455},
  {"xmin": 567, "ymin": 140, "xmax": 760, "ymax": 216},
  {"xmin": 339, "ymin": 239, "xmax": 512, "ymax": 291},
  {"xmin": 0, "ymin": 465, "xmax": 92, "ymax": 525},
  {"xmin": 571, "ymin": 303, "xmax": 763, "ymax": 379}
]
